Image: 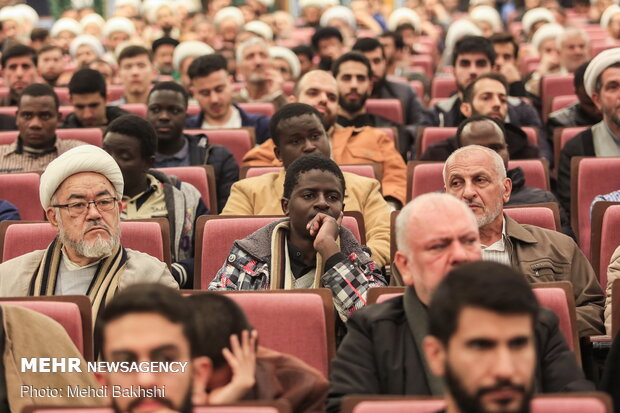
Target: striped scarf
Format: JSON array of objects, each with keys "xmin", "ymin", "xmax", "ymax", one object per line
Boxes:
[{"xmin": 28, "ymin": 237, "xmax": 128, "ymax": 323}]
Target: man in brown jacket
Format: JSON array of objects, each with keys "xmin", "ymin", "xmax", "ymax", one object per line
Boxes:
[{"xmin": 444, "ymin": 145, "xmax": 605, "ymax": 336}]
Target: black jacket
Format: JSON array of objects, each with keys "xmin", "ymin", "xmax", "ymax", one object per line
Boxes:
[
  {"xmin": 326, "ymin": 294, "xmax": 593, "ymax": 413},
  {"xmin": 61, "ymin": 105, "xmax": 130, "ymax": 128}
]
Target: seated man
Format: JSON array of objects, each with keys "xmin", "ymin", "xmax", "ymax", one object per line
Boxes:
[
  {"xmin": 0, "ymin": 200, "xmax": 19, "ymax": 221},
  {"xmin": 209, "ymin": 154, "xmax": 387, "ymax": 322},
  {"xmin": 327, "ymin": 193, "xmax": 592, "ymax": 413},
  {"xmin": 421, "ymin": 73, "xmax": 540, "ymax": 161},
  {"xmin": 147, "ymin": 81, "xmax": 239, "ymax": 212},
  {"xmin": 185, "ymin": 54, "xmax": 271, "ymax": 145},
  {"xmin": 0, "ymin": 83, "xmax": 84, "ymax": 174},
  {"xmin": 37, "ymin": 45, "xmax": 65, "ymax": 87},
  {"xmin": 444, "ymin": 145, "xmax": 605, "ymax": 336},
  {"xmin": 97, "ymin": 283, "xmax": 209, "ymax": 413},
  {"xmin": 188, "ymin": 293, "xmax": 329, "ymax": 412},
  {"xmin": 424, "ymin": 261, "xmax": 539, "ymax": 413},
  {"xmin": 63, "ymin": 68, "xmax": 129, "ymax": 128},
  {"xmin": 1, "ymin": 44, "xmax": 38, "ymax": 107},
  {"xmin": 0, "ymin": 145, "xmax": 178, "ymax": 317},
  {"xmin": 103, "ymin": 114, "xmax": 208, "ymax": 289},
  {"xmin": 605, "ymin": 245, "xmax": 620, "ymax": 335},
  {"xmin": 225, "ymin": 102, "xmax": 391, "ymax": 268},
  {"xmin": 109, "ymin": 45, "xmax": 157, "ymax": 105}
]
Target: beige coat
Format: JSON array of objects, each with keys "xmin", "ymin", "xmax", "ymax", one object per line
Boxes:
[
  {"xmin": 0, "ymin": 248, "xmax": 178, "ymax": 297},
  {"xmin": 605, "ymin": 245, "xmax": 620, "ymax": 334}
]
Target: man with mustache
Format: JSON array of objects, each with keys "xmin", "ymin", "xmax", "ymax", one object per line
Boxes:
[
  {"xmin": 0, "ymin": 145, "xmax": 178, "ymax": 315},
  {"xmin": 443, "ymin": 145, "xmax": 604, "ymax": 337},
  {"xmin": 424, "ymin": 262, "xmax": 538, "ymax": 413},
  {"xmin": 1, "ymin": 44, "xmax": 38, "ymax": 107},
  {"xmin": 327, "ymin": 193, "xmax": 592, "ymax": 413},
  {"xmin": 97, "ymin": 283, "xmax": 209, "ymax": 413}
]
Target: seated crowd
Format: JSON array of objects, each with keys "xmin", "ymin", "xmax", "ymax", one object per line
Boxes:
[{"xmin": 0, "ymin": 0, "xmax": 618, "ymax": 412}]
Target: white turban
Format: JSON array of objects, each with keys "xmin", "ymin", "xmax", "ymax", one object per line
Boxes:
[
  {"xmin": 299, "ymin": 0, "xmax": 327, "ymax": 8},
  {"xmin": 70, "ymin": 34, "xmax": 105, "ymax": 58},
  {"xmin": 584, "ymin": 47, "xmax": 620, "ymax": 98},
  {"xmin": 445, "ymin": 19, "xmax": 482, "ymax": 52},
  {"xmin": 0, "ymin": 7, "xmax": 20, "ymax": 23},
  {"xmin": 531, "ymin": 23, "xmax": 564, "ymax": 51},
  {"xmin": 40, "ymin": 146, "xmax": 124, "ymax": 209},
  {"xmin": 320, "ymin": 5, "xmax": 356, "ymax": 30},
  {"xmin": 50, "ymin": 18, "xmax": 83, "ymax": 38},
  {"xmin": 80, "ymin": 13, "xmax": 105, "ymax": 30},
  {"xmin": 388, "ymin": 8, "xmax": 421, "ymax": 32},
  {"xmin": 601, "ymin": 5, "xmax": 620, "ymax": 28},
  {"xmin": 143, "ymin": 0, "xmax": 175, "ymax": 24},
  {"xmin": 173, "ymin": 41, "xmax": 214, "ymax": 72},
  {"xmin": 244, "ymin": 21, "xmax": 274, "ymax": 41},
  {"xmin": 115, "ymin": 0, "xmax": 141, "ymax": 12},
  {"xmin": 214, "ymin": 7, "xmax": 245, "ymax": 28},
  {"xmin": 470, "ymin": 5, "xmax": 503, "ymax": 32},
  {"xmin": 13, "ymin": 4, "xmax": 39, "ymax": 26},
  {"xmin": 269, "ymin": 46, "xmax": 301, "ymax": 78},
  {"xmin": 103, "ymin": 17, "xmax": 136, "ymax": 39},
  {"xmin": 522, "ymin": 7, "xmax": 555, "ymax": 36}
]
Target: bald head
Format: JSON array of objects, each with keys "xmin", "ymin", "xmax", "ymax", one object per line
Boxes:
[
  {"xmin": 292, "ymin": 70, "xmax": 339, "ymax": 129},
  {"xmin": 444, "ymin": 145, "xmax": 507, "ymax": 184},
  {"xmin": 458, "ymin": 118, "xmax": 509, "ymax": 169}
]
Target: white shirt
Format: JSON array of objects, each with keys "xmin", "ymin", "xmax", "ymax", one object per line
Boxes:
[
  {"xmin": 481, "ymin": 218, "xmax": 511, "ymax": 266},
  {"xmin": 201, "ymin": 106, "xmax": 242, "ymax": 129}
]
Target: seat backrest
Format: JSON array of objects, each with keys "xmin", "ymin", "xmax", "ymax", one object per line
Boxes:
[
  {"xmin": 157, "ymin": 165, "xmax": 217, "ymax": 212},
  {"xmin": 593, "ymin": 204, "xmax": 620, "ymax": 289},
  {"xmin": 184, "ymin": 128, "xmax": 254, "ymax": 165},
  {"xmin": 531, "ymin": 394, "xmax": 611, "ymax": 413},
  {"xmin": 505, "ymin": 206, "xmax": 558, "ymax": 231},
  {"xmin": 0, "ymin": 221, "xmax": 166, "ymax": 263},
  {"xmin": 0, "ymin": 106, "xmax": 16, "ymax": 116},
  {"xmin": 0, "ymin": 173, "xmax": 43, "ymax": 220},
  {"xmin": 571, "ymin": 157, "xmax": 620, "ymax": 258},
  {"xmin": 541, "ymin": 74, "xmax": 575, "ymax": 120},
  {"xmin": 365, "ymin": 99, "xmax": 403, "ymax": 124},
  {"xmin": 419, "ymin": 127, "xmax": 457, "ymax": 157},
  {"xmin": 106, "ymin": 85, "xmax": 125, "ymax": 102},
  {"xmin": 522, "ymin": 126, "xmax": 539, "ymax": 147},
  {"xmin": 119, "ymin": 103, "xmax": 147, "ymax": 118},
  {"xmin": 431, "ymin": 76, "xmax": 457, "ymax": 99},
  {"xmin": 195, "ymin": 215, "xmax": 362, "ymax": 288},
  {"xmin": 187, "ymin": 104, "xmax": 201, "ymax": 116},
  {"xmin": 238, "ymin": 102, "xmax": 275, "ymax": 118},
  {"xmin": 407, "ymin": 162, "xmax": 444, "ymax": 201},
  {"xmin": 244, "ymin": 166, "xmax": 283, "ymax": 179},
  {"xmin": 560, "ymin": 126, "xmax": 589, "ymax": 150},
  {"xmin": 0, "ymin": 128, "xmax": 102, "ymax": 147},
  {"xmin": 508, "ymin": 159, "xmax": 549, "ymax": 190},
  {"xmin": 0, "ymin": 295, "xmax": 93, "ymax": 361},
  {"xmin": 353, "ymin": 399, "xmax": 445, "ymax": 413},
  {"xmin": 243, "ymin": 165, "xmax": 377, "ymax": 180},
  {"xmin": 532, "ymin": 284, "xmax": 579, "ymax": 352},
  {"xmin": 551, "ymin": 95, "xmax": 579, "ymax": 113},
  {"xmin": 410, "ymin": 54, "xmax": 433, "ymax": 78}
]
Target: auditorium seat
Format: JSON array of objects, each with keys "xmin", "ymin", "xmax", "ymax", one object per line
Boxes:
[
  {"xmin": 554, "ymin": 126, "xmax": 588, "ymax": 173},
  {"xmin": 106, "ymin": 85, "xmax": 125, "ymax": 102},
  {"xmin": 508, "ymin": 159, "xmax": 550, "ymax": 190},
  {"xmin": 238, "ymin": 102, "xmax": 275, "ymax": 118},
  {"xmin": 0, "ymin": 128, "xmax": 103, "ymax": 147},
  {"xmin": 407, "ymin": 161, "xmax": 444, "ymax": 201},
  {"xmin": 590, "ymin": 203, "xmax": 620, "ymax": 288},
  {"xmin": 0, "ymin": 173, "xmax": 43, "ymax": 220},
  {"xmin": 119, "ymin": 103, "xmax": 147, "ymax": 118},
  {"xmin": 184, "ymin": 128, "xmax": 255, "ymax": 165},
  {"xmin": 187, "ymin": 103, "xmax": 201, "ymax": 116},
  {"xmin": 365, "ymin": 99, "xmax": 403, "ymax": 124},
  {"xmin": 541, "ymin": 74, "xmax": 575, "ymax": 121},
  {"xmin": 551, "ymin": 95, "xmax": 579, "ymax": 113},
  {"xmin": 430, "ymin": 76, "xmax": 456, "ymax": 99},
  {"xmin": 241, "ymin": 164, "xmax": 378, "ymax": 180},
  {"xmin": 409, "ymin": 54, "xmax": 433, "ymax": 78},
  {"xmin": 0, "ymin": 106, "xmax": 16, "ymax": 116},
  {"xmin": 417, "ymin": 127, "xmax": 456, "ymax": 158},
  {"xmin": 158, "ymin": 165, "xmax": 217, "ymax": 212},
  {"xmin": 505, "ymin": 205, "xmax": 559, "ymax": 231}
]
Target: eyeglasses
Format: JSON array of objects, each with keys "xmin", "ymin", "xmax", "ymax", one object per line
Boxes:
[{"xmin": 52, "ymin": 197, "xmax": 118, "ymax": 217}]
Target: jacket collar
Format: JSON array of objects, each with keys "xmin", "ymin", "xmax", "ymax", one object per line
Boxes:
[{"xmin": 504, "ymin": 213, "xmax": 538, "ymax": 244}]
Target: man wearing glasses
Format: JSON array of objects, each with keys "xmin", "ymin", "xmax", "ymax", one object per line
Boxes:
[{"xmin": 0, "ymin": 145, "xmax": 177, "ymax": 315}]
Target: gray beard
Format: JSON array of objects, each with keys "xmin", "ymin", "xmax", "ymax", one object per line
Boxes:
[{"xmin": 60, "ymin": 231, "xmax": 120, "ymax": 259}]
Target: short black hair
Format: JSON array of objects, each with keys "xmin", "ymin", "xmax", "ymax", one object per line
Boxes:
[
  {"xmin": 456, "ymin": 115, "xmax": 506, "ymax": 147},
  {"xmin": 283, "ymin": 154, "xmax": 346, "ymax": 199},
  {"xmin": 311, "ymin": 27, "xmax": 343, "ymax": 51},
  {"xmin": 19, "ymin": 83, "xmax": 59, "ymax": 110},
  {"xmin": 332, "ymin": 51, "xmax": 372, "ymax": 79},
  {"xmin": 31, "ymin": 27, "xmax": 50, "ymax": 43},
  {"xmin": 186, "ymin": 293, "xmax": 253, "ymax": 369},
  {"xmin": 574, "ymin": 61, "xmax": 588, "ymax": 91},
  {"xmin": 352, "ymin": 37, "xmax": 384, "ymax": 58},
  {"xmin": 489, "ymin": 32, "xmax": 519, "ymax": 59},
  {"xmin": 452, "ymin": 36, "xmax": 496, "ymax": 67},
  {"xmin": 104, "ymin": 114, "xmax": 158, "ymax": 159},
  {"xmin": 69, "ymin": 68, "xmax": 107, "ymax": 98},
  {"xmin": 38, "ymin": 44, "xmax": 62, "ymax": 57},
  {"xmin": 118, "ymin": 45, "xmax": 152, "ymax": 65},
  {"xmin": 97, "ymin": 284, "xmax": 200, "ymax": 358},
  {"xmin": 152, "ymin": 36, "xmax": 179, "ymax": 53},
  {"xmin": 379, "ymin": 31, "xmax": 405, "ymax": 50},
  {"xmin": 269, "ymin": 102, "xmax": 323, "ymax": 145},
  {"xmin": 1, "ymin": 44, "xmax": 37, "ymax": 68},
  {"xmin": 148, "ymin": 81, "xmax": 189, "ymax": 107},
  {"xmin": 428, "ymin": 261, "xmax": 539, "ymax": 346},
  {"xmin": 187, "ymin": 53, "xmax": 228, "ymax": 81},
  {"xmin": 462, "ymin": 72, "xmax": 508, "ymax": 103},
  {"xmin": 292, "ymin": 45, "xmax": 314, "ymax": 62},
  {"xmin": 395, "ymin": 23, "xmax": 416, "ymax": 35}
]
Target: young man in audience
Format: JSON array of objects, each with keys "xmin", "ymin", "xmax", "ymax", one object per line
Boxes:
[
  {"xmin": 424, "ymin": 262, "xmax": 538, "ymax": 413},
  {"xmin": 37, "ymin": 45, "xmax": 65, "ymax": 87},
  {"xmin": 224, "ymin": 102, "xmax": 391, "ymax": 268},
  {"xmin": 63, "ymin": 68, "xmax": 129, "ymax": 128},
  {"xmin": 97, "ymin": 283, "xmax": 209, "ymax": 413},
  {"xmin": 0, "ymin": 145, "xmax": 177, "ymax": 312},
  {"xmin": 489, "ymin": 33, "xmax": 526, "ymax": 97},
  {"xmin": 172, "ymin": 40, "xmax": 216, "ymax": 91},
  {"xmin": 109, "ymin": 45, "xmax": 157, "ymax": 105},
  {"xmin": 209, "ymin": 154, "xmax": 387, "ymax": 322},
  {"xmin": 1, "ymin": 44, "xmax": 38, "ymax": 106},
  {"xmin": 311, "ymin": 27, "xmax": 346, "ymax": 71},
  {"xmin": 152, "ymin": 36, "xmax": 179, "ymax": 76},
  {"xmin": 444, "ymin": 145, "xmax": 605, "ymax": 336},
  {"xmin": 0, "ymin": 84, "xmax": 84, "ymax": 174},
  {"xmin": 188, "ymin": 293, "xmax": 329, "ymax": 411},
  {"xmin": 378, "ymin": 31, "xmax": 407, "ymax": 78},
  {"xmin": 421, "ymin": 73, "xmax": 540, "ymax": 161},
  {"xmin": 103, "ymin": 114, "xmax": 207, "ymax": 288},
  {"xmin": 558, "ymin": 48, "xmax": 620, "ymax": 218},
  {"xmin": 148, "ymin": 81, "xmax": 239, "ymax": 213},
  {"xmin": 327, "ymin": 193, "xmax": 592, "ymax": 413},
  {"xmin": 233, "ymin": 38, "xmax": 288, "ymax": 109},
  {"xmin": 185, "ymin": 54, "xmax": 271, "ymax": 144}
]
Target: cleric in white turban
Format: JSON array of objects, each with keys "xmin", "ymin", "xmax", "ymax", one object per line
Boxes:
[{"xmin": 0, "ymin": 145, "xmax": 177, "ymax": 310}]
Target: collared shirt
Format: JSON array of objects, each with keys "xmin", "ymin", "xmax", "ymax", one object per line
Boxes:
[
  {"xmin": 0, "ymin": 137, "xmax": 84, "ymax": 173},
  {"xmin": 155, "ymin": 138, "xmax": 191, "ymax": 167},
  {"xmin": 120, "ymin": 174, "xmax": 168, "ymax": 220},
  {"xmin": 54, "ymin": 248, "xmax": 103, "ymax": 295},
  {"xmin": 481, "ymin": 218, "xmax": 511, "ymax": 266},
  {"xmin": 201, "ymin": 106, "xmax": 242, "ymax": 129},
  {"xmin": 287, "ymin": 242, "xmax": 316, "ymax": 279}
]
